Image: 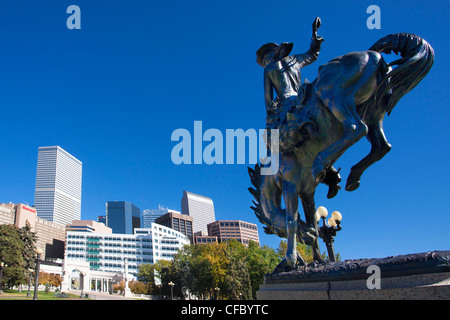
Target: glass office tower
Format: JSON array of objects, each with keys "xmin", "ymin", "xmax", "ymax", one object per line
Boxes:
[
  {"xmin": 106, "ymin": 201, "xmax": 141, "ymax": 234},
  {"xmin": 34, "ymin": 146, "xmax": 82, "ymax": 226},
  {"xmin": 181, "ymin": 191, "xmax": 215, "ymax": 234}
]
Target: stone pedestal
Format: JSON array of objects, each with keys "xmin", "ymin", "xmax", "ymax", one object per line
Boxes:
[{"xmin": 257, "ymin": 250, "xmax": 450, "ymax": 300}]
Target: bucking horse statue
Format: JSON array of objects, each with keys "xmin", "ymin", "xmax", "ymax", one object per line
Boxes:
[{"xmin": 248, "ymin": 17, "xmax": 434, "ymax": 272}]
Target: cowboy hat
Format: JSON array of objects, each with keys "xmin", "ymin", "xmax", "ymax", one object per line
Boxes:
[{"xmin": 256, "ymin": 42, "xmax": 294, "ymax": 67}]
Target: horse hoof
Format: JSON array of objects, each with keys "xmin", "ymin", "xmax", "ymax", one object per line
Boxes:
[
  {"xmin": 327, "ymin": 184, "xmax": 341, "ymax": 199},
  {"xmin": 345, "ymin": 178, "xmax": 360, "ymax": 191}
]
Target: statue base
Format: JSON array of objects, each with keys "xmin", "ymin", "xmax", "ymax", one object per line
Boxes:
[{"xmin": 257, "ymin": 250, "xmax": 450, "ymax": 300}]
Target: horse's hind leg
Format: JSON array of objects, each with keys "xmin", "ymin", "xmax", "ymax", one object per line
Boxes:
[
  {"xmin": 300, "ymin": 192, "xmax": 324, "ymax": 263},
  {"xmin": 346, "ymin": 119, "xmax": 391, "ymax": 191},
  {"xmin": 283, "ymin": 182, "xmax": 300, "ymax": 269}
]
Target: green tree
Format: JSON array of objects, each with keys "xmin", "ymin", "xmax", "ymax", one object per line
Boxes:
[
  {"xmin": 17, "ymin": 221, "xmax": 37, "ymax": 285},
  {"xmin": 171, "ymin": 245, "xmax": 197, "ymax": 299},
  {"xmin": 0, "ymin": 224, "xmax": 26, "ymax": 289},
  {"xmin": 154, "ymin": 259, "xmax": 176, "ymax": 298},
  {"xmin": 276, "ymin": 240, "xmax": 339, "ymax": 263},
  {"xmin": 223, "ymin": 239, "xmax": 251, "ymax": 300},
  {"xmin": 137, "ymin": 262, "xmax": 157, "ymax": 293},
  {"xmin": 247, "ymin": 241, "xmax": 280, "ymax": 298}
]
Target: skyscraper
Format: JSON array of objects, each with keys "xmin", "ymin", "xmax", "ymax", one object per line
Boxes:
[
  {"xmin": 106, "ymin": 201, "xmax": 140, "ymax": 234},
  {"xmin": 155, "ymin": 211, "xmax": 194, "ymax": 242},
  {"xmin": 181, "ymin": 191, "xmax": 215, "ymax": 234},
  {"xmin": 141, "ymin": 206, "xmax": 175, "ymax": 229},
  {"xmin": 34, "ymin": 146, "xmax": 82, "ymax": 226}
]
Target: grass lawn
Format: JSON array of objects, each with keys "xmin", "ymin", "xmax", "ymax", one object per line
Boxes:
[{"xmin": 0, "ymin": 289, "xmax": 89, "ymax": 300}]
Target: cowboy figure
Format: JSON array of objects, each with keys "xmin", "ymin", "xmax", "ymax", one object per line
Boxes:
[
  {"xmin": 256, "ymin": 17, "xmax": 341, "ymax": 199},
  {"xmin": 257, "ymin": 17, "xmax": 324, "ymax": 119}
]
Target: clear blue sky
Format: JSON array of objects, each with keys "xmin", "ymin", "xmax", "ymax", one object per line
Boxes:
[{"xmin": 0, "ymin": 0, "xmax": 448, "ymax": 260}]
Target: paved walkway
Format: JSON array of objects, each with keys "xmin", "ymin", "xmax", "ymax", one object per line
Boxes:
[{"xmin": 68, "ymin": 289, "xmax": 137, "ymax": 300}]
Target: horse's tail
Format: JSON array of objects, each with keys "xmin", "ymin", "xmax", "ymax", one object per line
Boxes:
[
  {"xmin": 248, "ymin": 164, "xmax": 317, "ymax": 244},
  {"xmin": 248, "ymin": 164, "xmax": 286, "ymax": 237},
  {"xmin": 370, "ymin": 33, "xmax": 434, "ymax": 115}
]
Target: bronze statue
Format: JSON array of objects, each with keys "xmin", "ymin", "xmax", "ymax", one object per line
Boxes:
[
  {"xmin": 257, "ymin": 17, "xmax": 341, "ymax": 200},
  {"xmin": 249, "ymin": 19, "xmax": 434, "ymax": 271}
]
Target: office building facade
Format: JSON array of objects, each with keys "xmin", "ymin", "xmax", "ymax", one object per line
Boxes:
[
  {"xmin": 97, "ymin": 215, "xmax": 107, "ymax": 225},
  {"xmin": 66, "ymin": 220, "xmax": 112, "ymax": 234},
  {"xmin": 181, "ymin": 191, "xmax": 215, "ymax": 234},
  {"xmin": 65, "ymin": 223, "xmax": 190, "ymax": 278},
  {"xmin": 193, "ymin": 230, "xmax": 218, "ymax": 245},
  {"xmin": 207, "ymin": 220, "xmax": 260, "ymax": 246},
  {"xmin": 34, "ymin": 146, "xmax": 82, "ymax": 226},
  {"xmin": 106, "ymin": 201, "xmax": 140, "ymax": 234},
  {"xmin": 155, "ymin": 211, "xmax": 194, "ymax": 242},
  {"xmin": 141, "ymin": 206, "xmax": 178, "ymax": 229},
  {"xmin": 0, "ymin": 203, "xmax": 66, "ymax": 260}
]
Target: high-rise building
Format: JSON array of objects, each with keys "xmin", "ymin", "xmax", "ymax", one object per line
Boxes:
[
  {"xmin": 181, "ymin": 191, "xmax": 215, "ymax": 234},
  {"xmin": 106, "ymin": 201, "xmax": 140, "ymax": 234},
  {"xmin": 97, "ymin": 215, "xmax": 107, "ymax": 225},
  {"xmin": 34, "ymin": 146, "xmax": 82, "ymax": 226},
  {"xmin": 141, "ymin": 206, "xmax": 177, "ymax": 229},
  {"xmin": 155, "ymin": 211, "xmax": 194, "ymax": 242}
]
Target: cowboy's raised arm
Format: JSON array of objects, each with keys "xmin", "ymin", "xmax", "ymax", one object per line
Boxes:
[{"xmin": 294, "ymin": 17, "xmax": 324, "ymax": 68}]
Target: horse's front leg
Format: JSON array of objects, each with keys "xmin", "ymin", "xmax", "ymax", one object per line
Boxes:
[
  {"xmin": 312, "ymin": 97, "xmax": 368, "ymax": 183},
  {"xmin": 346, "ymin": 119, "xmax": 391, "ymax": 191}
]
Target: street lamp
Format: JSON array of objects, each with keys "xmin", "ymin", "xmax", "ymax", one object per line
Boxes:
[
  {"xmin": 27, "ymin": 268, "xmax": 33, "ymax": 297},
  {"xmin": 316, "ymin": 206, "xmax": 342, "ymax": 262},
  {"xmin": 214, "ymin": 287, "xmax": 220, "ymax": 300},
  {"xmin": 168, "ymin": 281, "xmax": 175, "ymax": 300},
  {"xmin": 33, "ymin": 247, "xmax": 43, "ymax": 300}
]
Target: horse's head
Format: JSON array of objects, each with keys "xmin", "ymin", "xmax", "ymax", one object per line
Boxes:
[{"xmin": 279, "ymin": 113, "xmax": 316, "ymax": 153}]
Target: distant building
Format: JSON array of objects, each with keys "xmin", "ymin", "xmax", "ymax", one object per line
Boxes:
[
  {"xmin": 34, "ymin": 146, "xmax": 82, "ymax": 226},
  {"xmin": 106, "ymin": 201, "xmax": 140, "ymax": 234},
  {"xmin": 97, "ymin": 215, "xmax": 107, "ymax": 225},
  {"xmin": 155, "ymin": 211, "xmax": 194, "ymax": 242},
  {"xmin": 141, "ymin": 206, "xmax": 177, "ymax": 229},
  {"xmin": 64, "ymin": 223, "xmax": 190, "ymax": 278},
  {"xmin": 193, "ymin": 230, "xmax": 218, "ymax": 245},
  {"xmin": 181, "ymin": 191, "xmax": 215, "ymax": 234},
  {"xmin": 66, "ymin": 220, "xmax": 112, "ymax": 234},
  {"xmin": 207, "ymin": 220, "xmax": 259, "ymax": 246},
  {"xmin": 0, "ymin": 203, "xmax": 65, "ymax": 260}
]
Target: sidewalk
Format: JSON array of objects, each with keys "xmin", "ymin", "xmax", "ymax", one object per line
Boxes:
[{"xmin": 68, "ymin": 289, "xmax": 137, "ymax": 300}]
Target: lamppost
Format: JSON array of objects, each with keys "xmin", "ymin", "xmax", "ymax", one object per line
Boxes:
[
  {"xmin": 27, "ymin": 268, "xmax": 33, "ymax": 297},
  {"xmin": 33, "ymin": 248, "xmax": 43, "ymax": 300},
  {"xmin": 0, "ymin": 262, "xmax": 7, "ymax": 294},
  {"xmin": 316, "ymin": 206, "xmax": 342, "ymax": 262},
  {"xmin": 214, "ymin": 287, "xmax": 220, "ymax": 300},
  {"xmin": 168, "ymin": 281, "xmax": 175, "ymax": 300}
]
